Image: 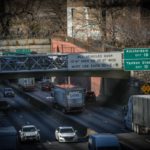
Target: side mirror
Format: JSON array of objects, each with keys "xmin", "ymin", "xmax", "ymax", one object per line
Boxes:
[
  {"xmin": 19, "ymin": 130, "xmax": 21, "ymax": 133},
  {"xmin": 75, "ymin": 130, "xmax": 77, "ymax": 133},
  {"xmin": 37, "ymin": 129, "xmax": 40, "ymax": 132}
]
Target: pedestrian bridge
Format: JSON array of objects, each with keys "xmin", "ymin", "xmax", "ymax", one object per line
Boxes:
[{"xmin": 0, "ymin": 52, "xmax": 130, "ymax": 79}]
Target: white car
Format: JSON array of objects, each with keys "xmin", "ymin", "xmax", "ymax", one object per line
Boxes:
[
  {"xmin": 19, "ymin": 125, "xmax": 40, "ymax": 142},
  {"xmin": 55, "ymin": 126, "xmax": 78, "ymax": 142}
]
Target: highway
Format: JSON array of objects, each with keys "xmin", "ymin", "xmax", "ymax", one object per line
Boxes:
[
  {"xmin": 1, "ymin": 83, "xmax": 150, "ymax": 150},
  {"xmin": 31, "ymin": 87, "xmax": 127, "ymax": 134},
  {"xmin": 0, "ymin": 85, "xmax": 88, "ymax": 150}
]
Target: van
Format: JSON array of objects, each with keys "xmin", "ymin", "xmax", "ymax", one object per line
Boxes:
[{"xmin": 88, "ymin": 134, "xmax": 120, "ymax": 150}]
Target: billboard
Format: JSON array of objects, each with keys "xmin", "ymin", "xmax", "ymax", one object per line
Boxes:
[{"xmin": 68, "ymin": 52, "xmax": 122, "ymax": 70}]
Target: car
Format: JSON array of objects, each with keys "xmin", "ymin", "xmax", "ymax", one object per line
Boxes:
[
  {"xmin": 0, "ymin": 100, "xmax": 10, "ymax": 111},
  {"xmin": 41, "ymin": 83, "xmax": 51, "ymax": 91},
  {"xmin": 55, "ymin": 126, "xmax": 78, "ymax": 142},
  {"xmin": 3, "ymin": 88, "xmax": 15, "ymax": 97},
  {"xmin": 19, "ymin": 125, "xmax": 40, "ymax": 142},
  {"xmin": 41, "ymin": 82, "xmax": 54, "ymax": 91},
  {"xmin": 85, "ymin": 91, "xmax": 96, "ymax": 102}
]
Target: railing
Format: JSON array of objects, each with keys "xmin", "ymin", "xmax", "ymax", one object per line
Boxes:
[{"xmin": 0, "ymin": 54, "xmax": 68, "ymax": 72}]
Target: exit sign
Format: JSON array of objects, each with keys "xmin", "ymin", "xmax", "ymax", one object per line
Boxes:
[{"xmin": 124, "ymin": 48, "xmax": 150, "ymax": 71}]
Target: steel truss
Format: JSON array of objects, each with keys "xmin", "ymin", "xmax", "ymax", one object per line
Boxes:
[{"xmin": 0, "ymin": 54, "xmax": 68, "ymax": 73}]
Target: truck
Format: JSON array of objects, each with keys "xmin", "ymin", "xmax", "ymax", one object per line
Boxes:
[
  {"xmin": 124, "ymin": 95, "xmax": 150, "ymax": 134},
  {"xmin": 52, "ymin": 84, "xmax": 85, "ymax": 113},
  {"xmin": 18, "ymin": 78, "xmax": 35, "ymax": 91},
  {"xmin": 0, "ymin": 126, "xmax": 18, "ymax": 150}
]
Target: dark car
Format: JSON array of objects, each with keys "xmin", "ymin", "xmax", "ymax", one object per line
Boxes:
[
  {"xmin": 4, "ymin": 88, "xmax": 15, "ymax": 97},
  {"xmin": 0, "ymin": 100, "xmax": 10, "ymax": 111},
  {"xmin": 41, "ymin": 82, "xmax": 54, "ymax": 91},
  {"xmin": 85, "ymin": 91, "xmax": 96, "ymax": 102}
]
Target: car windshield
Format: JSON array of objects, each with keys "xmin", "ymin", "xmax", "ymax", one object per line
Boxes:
[
  {"xmin": 23, "ymin": 127, "xmax": 36, "ymax": 132},
  {"xmin": 60, "ymin": 128, "xmax": 74, "ymax": 133}
]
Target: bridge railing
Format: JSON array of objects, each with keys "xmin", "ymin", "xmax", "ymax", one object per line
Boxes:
[{"xmin": 0, "ymin": 54, "xmax": 68, "ymax": 72}]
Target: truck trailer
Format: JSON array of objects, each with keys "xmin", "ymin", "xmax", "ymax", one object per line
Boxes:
[
  {"xmin": 124, "ymin": 95, "xmax": 150, "ymax": 134},
  {"xmin": 53, "ymin": 84, "xmax": 85, "ymax": 113},
  {"xmin": 18, "ymin": 78, "xmax": 35, "ymax": 91}
]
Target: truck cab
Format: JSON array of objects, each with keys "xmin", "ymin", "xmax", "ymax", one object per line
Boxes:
[{"xmin": 88, "ymin": 134, "xmax": 120, "ymax": 150}]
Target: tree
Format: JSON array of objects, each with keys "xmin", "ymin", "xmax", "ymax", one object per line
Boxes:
[{"xmin": 0, "ymin": 0, "xmax": 67, "ymax": 39}]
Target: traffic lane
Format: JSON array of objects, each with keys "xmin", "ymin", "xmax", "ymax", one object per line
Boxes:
[
  {"xmin": 33, "ymin": 89, "xmax": 126, "ymax": 133},
  {"xmin": 30, "ymin": 89, "xmax": 53, "ymax": 104},
  {"xmin": 117, "ymin": 132, "xmax": 150, "ymax": 150},
  {"xmin": 7, "ymin": 95, "xmax": 59, "ymax": 141},
  {"xmin": 23, "ymin": 89, "xmax": 88, "ymax": 137},
  {"xmin": 79, "ymin": 109, "xmax": 127, "ymax": 133},
  {"xmin": 8, "ymin": 91, "xmax": 148, "ymax": 149},
  {"xmin": 8, "ymin": 83, "xmax": 88, "ymax": 139},
  {"xmin": 13, "ymin": 94, "xmax": 87, "ymax": 139},
  {"xmin": 87, "ymin": 104, "xmax": 124, "ymax": 123},
  {"xmin": 7, "ymin": 105, "xmax": 88, "ymax": 149},
  {"xmin": 6, "ymin": 90, "xmax": 86, "ymax": 140},
  {"xmin": 2, "ymin": 87, "xmax": 134, "ymax": 150},
  {"xmin": 43, "ymin": 141, "xmax": 88, "ymax": 150},
  {"xmin": 6, "ymin": 86, "xmax": 126, "ymax": 133}
]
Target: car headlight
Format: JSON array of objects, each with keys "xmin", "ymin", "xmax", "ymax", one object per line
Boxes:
[{"xmin": 59, "ymin": 134, "xmax": 63, "ymax": 138}]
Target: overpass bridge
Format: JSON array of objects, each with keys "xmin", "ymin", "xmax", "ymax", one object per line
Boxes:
[{"xmin": 0, "ymin": 52, "xmax": 130, "ymax": 79}]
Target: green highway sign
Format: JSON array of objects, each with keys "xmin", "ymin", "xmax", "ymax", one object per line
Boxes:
[
  {"xmin": 124, "ymin": 59, "xmax": 150, "ymax": 70},
  {"xmin": 124, "ymin": 48, "xmax": 150, "ymax": 71}
]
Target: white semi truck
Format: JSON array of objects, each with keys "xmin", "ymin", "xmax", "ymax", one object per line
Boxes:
[
  {"xmin": 53, "ymin": 84, "xmax": 85, "ymax": 113},
  {"xmin": 18, "ymin": 78, "xmax": 35, "ymax": 91},
  {"xmin": 124, "ymin": 95, "xmax": 150, "ymax": 134}
]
